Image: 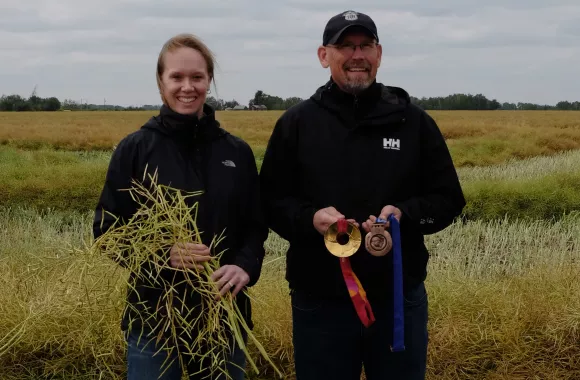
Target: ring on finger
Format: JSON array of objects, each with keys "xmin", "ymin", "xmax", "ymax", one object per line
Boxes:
[{"xmin": 227, "ymin": 281, "xmax": 234, "ymax": 288}]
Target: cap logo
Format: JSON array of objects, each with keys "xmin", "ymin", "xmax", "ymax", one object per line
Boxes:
[{"xmin": 343, "ymin": 11, "xmax": 358, "ymax": 21}]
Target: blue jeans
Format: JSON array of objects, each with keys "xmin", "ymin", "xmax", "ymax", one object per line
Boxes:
[
  {"xmin": 291, "ymin": 282, "xmax": 428, "ymax": 380},
  {"xmin": 126, "ymin": 329, "xmax": 248, "ymax": 380}
]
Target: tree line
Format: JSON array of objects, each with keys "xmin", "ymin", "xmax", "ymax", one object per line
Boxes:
[
  {"xmin": 410, "ymin": 93, "xmax": 580, "ymax": 111},
  {"xmin": 0, "ymin": 94, "xmax": 162, "ymax": 112},
  {"xmin": 1, "ymin": 90, "xmax": 579, "ymax": 112},
  {"xmin": 60, "ymin": 99, "xmax": 161, "ymax": 111},
  {"xmin": 0, "ymin": 94, "xmax": 61, "ymax": 111},
  {"xmin": 205, "ymin": 91, "xmax": 303, "ymax": 111},
  {"xmin": 248, "ymin": 90, "xmax": 303, "ymax": 110}
]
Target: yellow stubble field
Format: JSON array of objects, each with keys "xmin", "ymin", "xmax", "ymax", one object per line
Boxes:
[{"xmin": 1, "ymin": 110, "xmax": 580, "ymax": 167}]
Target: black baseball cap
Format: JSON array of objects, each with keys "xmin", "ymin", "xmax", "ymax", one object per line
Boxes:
[{"xmin": 322, "ymin": 10, "xmax": 379, "ymax": 46}]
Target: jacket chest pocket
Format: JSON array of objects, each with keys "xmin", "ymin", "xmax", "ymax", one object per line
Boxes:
[
  {"xmin": 207, "ymin": 158, "xmax": 242, "ymax": 215},
  {"xmin": 352, "ymin": 133, "xmax": 417, "ymax": 198}
]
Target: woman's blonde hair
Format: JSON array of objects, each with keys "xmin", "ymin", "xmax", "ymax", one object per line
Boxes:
[{"xmin": 156, "ymin": 33, "xmax": 216, "ymax": 104}]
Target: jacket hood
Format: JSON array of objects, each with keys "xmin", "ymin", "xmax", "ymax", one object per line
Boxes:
[
  {"xmin": 142, "ymin": 103, "xmax": 227, "ymax": 142},
  {"xmin": 310, "ymin": 78, "xmax": 410, "ymax": 122}
]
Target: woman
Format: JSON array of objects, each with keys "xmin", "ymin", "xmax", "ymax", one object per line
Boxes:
[{"xmin": 93, "ymin": 33, "xmax": 266, "ymax": 380}]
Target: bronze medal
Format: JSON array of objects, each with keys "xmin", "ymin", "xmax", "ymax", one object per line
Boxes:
[{"xmin": 365, "ymin": 222, "xmax": 392, "ymax": 257}]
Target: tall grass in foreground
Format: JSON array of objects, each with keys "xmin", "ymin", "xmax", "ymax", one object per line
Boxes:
[
  {"xmin": 0, "ymin": 208, "xmax": 125, "ymax": 379},
  {"xmin": 1, "ymin": 208, "xmax": 580, "ymax": 379}
]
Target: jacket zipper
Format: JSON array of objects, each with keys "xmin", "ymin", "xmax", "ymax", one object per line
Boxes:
[
  {"xmin": 353, "ymin": 95, "xmax": 359, "ymax": 128},
  {"xmin": 191, "ymin": 125, "xmax": 205, "ymax": 187}
]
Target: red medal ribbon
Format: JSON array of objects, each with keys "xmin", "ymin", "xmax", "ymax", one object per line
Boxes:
[{"xmin": 337, "ymin": 219, "xmax": 376, "ymax": 327}]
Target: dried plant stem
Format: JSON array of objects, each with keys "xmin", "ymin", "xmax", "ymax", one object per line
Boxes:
[{"xmin": 94, "ymin": 170, "xmax": 282, "ymax": 379}]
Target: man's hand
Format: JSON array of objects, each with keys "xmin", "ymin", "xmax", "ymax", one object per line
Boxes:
[
  {"xmin": 362, "ymin": 205, "xmax": 402, "ymax": 233},
  {"xmin": 169, "ymin": 242, "xmax": 212, "ymax": 270},
  {"xmin": 313, "ymin": 206, "xmax": 359, "ymax": 235},
  {"xmin": 210, "ymin": 265, "xmax": 250, "ymax": 298}
]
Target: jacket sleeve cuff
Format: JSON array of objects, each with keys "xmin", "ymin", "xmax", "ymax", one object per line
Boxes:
[
  {"xmin": 299, "ymin": 206, "xmax": 318, "ymax": 236},
  {"xmin": 233, "ymin": 249, "xmax": 264, "ymax": 287},
  {"xmin": 394, "ymin": 202, "xmax": 414, "ymax": 226}
]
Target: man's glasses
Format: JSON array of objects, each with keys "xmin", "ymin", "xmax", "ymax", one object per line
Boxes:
[{"xmin": 327, "ymin": 42, "xmax": 378, "ymax": 55}]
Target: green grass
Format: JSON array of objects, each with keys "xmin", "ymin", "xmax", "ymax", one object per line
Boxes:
[
  {"xmin": 0, "ymin": 147, "xmax": 109, "ymax": 212},
  {"xmin": 455, "ymin": 150, "xmax": 580, "ymax": 220},
  {"xmin": 3, "ymin": 146, "xmax": 580, "ymax": 222},
  {"xmin": 462, "ymin": 172, "xmax": 580, "ymax": 220}
]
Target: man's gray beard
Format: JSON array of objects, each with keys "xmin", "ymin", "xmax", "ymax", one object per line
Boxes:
[{"xmin": 342, "ymin": 78, "xmax": 372, "ymax": 95}]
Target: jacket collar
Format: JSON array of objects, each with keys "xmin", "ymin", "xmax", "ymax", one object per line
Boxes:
[
  {"xmin": 324, "ymin": 78, "xmax": 383, "ymax": 105},
  {"xmin": 143, "ymin": 103, "xmax": 226, "ymax": 142},
  {"xmin": 310, "ymin": 77, "xmax": 410, "ymax": 123}
]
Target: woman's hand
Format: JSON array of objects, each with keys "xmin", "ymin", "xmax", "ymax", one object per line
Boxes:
[
  {"xmin": 169, "ymin": 242, "xmax": 212, "ymax": 270},
  {"xmin": 210, "ymin": 265, "xmax": 250, "ymax": 298}
]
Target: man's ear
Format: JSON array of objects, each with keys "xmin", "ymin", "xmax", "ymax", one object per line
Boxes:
[{"xmin": 318, "ymin": 46, "xmax": 330, "ymax": 68}]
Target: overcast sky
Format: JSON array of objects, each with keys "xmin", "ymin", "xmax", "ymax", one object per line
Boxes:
[{"xmin": 1, "ymin": 0, "xmax": 579, "ymax": 106}]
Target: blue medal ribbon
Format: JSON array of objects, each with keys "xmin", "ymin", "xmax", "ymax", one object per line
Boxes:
[
  {"xmin": 388, "ymin": 214, "xmax": 405, "ymax": 352},
  {"xmin": 376, "ymin": 215, "xmax": 405, "ymax": 352}
]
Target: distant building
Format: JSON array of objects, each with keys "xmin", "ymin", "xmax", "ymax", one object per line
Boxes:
[
  {"xmin": 232, "ymin": 105, "xmax": 246, "ymax": 110},
  {"xmin": 250, "ymin": 104, "xmax": 267, "ymax": 111}
]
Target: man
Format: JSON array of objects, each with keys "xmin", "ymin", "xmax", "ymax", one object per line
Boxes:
[{"xmin": 259, "ymin": 9, "xmax": 466, "ymax": 380}]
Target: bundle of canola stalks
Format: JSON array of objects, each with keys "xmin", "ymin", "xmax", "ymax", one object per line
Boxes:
[{"xmin": 94, "ymin": 170, "xmax": 282, "ymax": 379}]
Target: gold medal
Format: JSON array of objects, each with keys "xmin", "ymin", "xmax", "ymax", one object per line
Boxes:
[{"xmin": 324, "ymin": 219, "xmax": 362, "ymax": 257}]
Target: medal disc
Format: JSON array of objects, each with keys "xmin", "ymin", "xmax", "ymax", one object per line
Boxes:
[
  {"xmin": 324, "ymin": 220, "xmax": 362, "ymax": 257},
  {"xmin": 364, "ymin": 218, "xmax": 392, "ymax": 257}
]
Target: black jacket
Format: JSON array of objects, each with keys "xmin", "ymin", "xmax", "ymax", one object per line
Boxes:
[
  {"xmin": 93, "ymin": 104, "xmax": 267, "ymax": 332},
  {"xmin": 259, "ymin": 79, "xmax": 465, "ymax": 299}
]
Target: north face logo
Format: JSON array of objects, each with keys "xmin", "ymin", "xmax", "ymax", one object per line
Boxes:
[{"xmin": 383, "ymin": 138, "xmax": 401, "ymax": 150}]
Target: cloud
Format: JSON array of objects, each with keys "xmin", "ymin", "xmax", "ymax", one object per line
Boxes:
[{"xmin": 0, "ymin": 0, "xmax": 578, "ymax": 106}]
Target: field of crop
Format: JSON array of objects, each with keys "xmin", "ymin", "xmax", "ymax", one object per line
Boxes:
[
  {"xmin": 1, "ymin": 109, "xmax": 580, "ymax": 379},
  {"xmin": 1, "ymin": 110, "xmax": 580, "ymax": 166},
  {"xmin": 0, "ymin": 110, "xmax": 277, "ymax": 154}
]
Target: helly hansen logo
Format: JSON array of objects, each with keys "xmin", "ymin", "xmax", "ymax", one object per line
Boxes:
[{"xmin": 383, "ymin": 138, "xmax": 400, "ymax": 150}]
